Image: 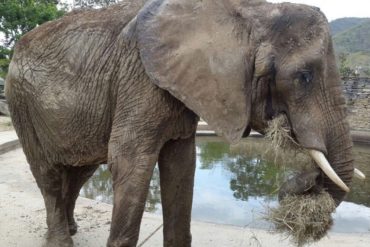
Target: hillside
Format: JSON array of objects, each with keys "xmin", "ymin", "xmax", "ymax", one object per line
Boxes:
[
  {"xmin": 330, "ymin": 18, "xmax": 370, "ymax": 36},
  {"xmin": 333, "ymin": 20, "xmax": 370, "ymax": 54},
  {"xmin": 330, "ymin": 18, "xmax": 370, "ymax": 76}
]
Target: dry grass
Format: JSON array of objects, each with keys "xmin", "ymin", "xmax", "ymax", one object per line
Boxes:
[
  {"xmin": 265, "ymin": 115, "xmax": 300, "ymax": 152},
  {"xmin": 264, "ymin": 115, "xmax": 312, "ymax": 169},
  {"xmin": 266, "ymin": 191, "xmax": 336, "ymax": 246}
]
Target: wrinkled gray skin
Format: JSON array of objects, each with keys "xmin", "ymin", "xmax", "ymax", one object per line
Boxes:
[{"xmin": 5, "ymin": 0, "xmax": 354, "ymax": 246}]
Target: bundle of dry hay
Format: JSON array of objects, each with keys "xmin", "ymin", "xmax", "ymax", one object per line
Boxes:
[
  {"xmin": 266, "ymin": 192, "xmax": 336, "ymax": 246},
  {"xmin": 264, "ymin": 115, "xmax": 318, "ymax": 172},
  {"xmin": 264, "ymin": 116, "xmax": 336, "ymax": 246}
]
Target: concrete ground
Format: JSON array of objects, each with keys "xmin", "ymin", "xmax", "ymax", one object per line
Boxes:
[
  {"xmin": 0, "ymin": 116, "xmax": 13, "ymax": 132},
  {"xmin": 1, "ymin": 130, "xmax": 370, "ymax": 247}
]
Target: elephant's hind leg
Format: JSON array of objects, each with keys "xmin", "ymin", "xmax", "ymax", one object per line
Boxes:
[
  {"xmin": 16, "ymin": 127, "xmax": 97, "ymax": 244},
  {"xmin": 28, "ymin": 158, "xmax": 73, "ymax": 247},
  {"xmin": 64, "ymin": 165, "xmax": 99, "ymax": 235},
  {"xmin": 158, "ymin": 133, "xmax": 196, "ymax": 247},
  {"xmin": 9, "ymin": 105, "xmax": 73, "ymax": 246}
]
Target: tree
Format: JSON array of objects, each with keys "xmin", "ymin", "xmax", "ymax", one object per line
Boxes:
[
  {"xmin": 338, "ymin": 53, "xmax": 355, "ymax": 78},
  {"xmin": 72, "ymin": 0, "xmax": 120, "ymax": 9},
  {"xmin": 0, "ymin": 46, "xmax": 11, "ymax": 78},
  {"xmin": 0, "ymin": 0, "xmax": 65, "ymax": 78}
]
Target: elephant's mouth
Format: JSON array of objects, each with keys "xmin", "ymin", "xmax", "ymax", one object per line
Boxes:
[{"xmin": 266, "ymin": 115, "xmax": 365, "ymax": 201}]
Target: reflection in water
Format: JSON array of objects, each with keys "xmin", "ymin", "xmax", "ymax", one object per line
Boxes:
[
  {"xmin": 197, "ymin": 139, "xmax": 282, "ymax": 202},
  {"xmin": 346, "ymin": 143, "xmax": 370, "ymax": 207},
  {"xmin": 145, "ymin": 167, "xmax": 161, "ymax": 213},
  {"xmin": 80, "ymin": 164, "xmax": 161, "ymax": 213},
  {"xmin": 81, "ymin": 165, "xmax": 112, "ymax": 204},
  {"xmin": 80, "ymin": 137, "xmax": 370, "ymax": 232}
]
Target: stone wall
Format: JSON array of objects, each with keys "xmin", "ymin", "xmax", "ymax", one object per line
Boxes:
[{"xmin": 343, "ymin": 77, "xmax": 370, "ymax": 131}]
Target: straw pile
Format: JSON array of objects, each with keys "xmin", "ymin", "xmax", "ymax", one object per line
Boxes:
[{"xmin": 266, "ymin": 192, "xmax": 336, "ymax": 246}]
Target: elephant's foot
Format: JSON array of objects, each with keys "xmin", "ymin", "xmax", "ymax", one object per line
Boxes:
[
  {"xmin": 107, "ymin": 236, "xmax": 138, "ymax": 247},
  {"xmin": 164, "ymin": 238, "xmax": 192, "ymax": 247},
  {"xmin": 68, "ymin": 220, "xmax": 78, "ymax": 236},
  {"xmin": 43, "ymin": 230, "xmax": 73, "ymax": 247}
]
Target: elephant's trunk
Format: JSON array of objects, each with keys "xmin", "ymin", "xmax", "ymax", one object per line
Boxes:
[
  {"xmin": 323, "ymin": 120, "xmax": 354, "ymax": 205},
  {"xmin": 279, "ymin": 123, "xmax": 354, "ymax": 206},
  {"xmin": 279, "ymin": 92, "xmax": 355, "ymax": 206}
]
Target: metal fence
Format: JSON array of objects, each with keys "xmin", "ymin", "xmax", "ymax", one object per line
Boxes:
[{"xmin": 342, "ymin": 77, "xmax": 370, "ymax": 100}]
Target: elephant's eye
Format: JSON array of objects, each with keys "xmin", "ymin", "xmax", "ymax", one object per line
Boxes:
[
  {"xmin": 293, "ymin": 70, "xmax": 314, "ymax": 95},
  {"xmin": 299, "ymin": 70, "xmax": 313, "ymax": 84}
]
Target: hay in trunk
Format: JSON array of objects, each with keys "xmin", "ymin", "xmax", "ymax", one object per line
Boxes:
[
  {"xmin": 265, "ymin": 115, "xmax": 300, "ymax": 151},
  {"xmin": 264, "ymin": 115, "xmax": 308, "ymax": 166},
  {"xmin": 266, "ymin": 191, "xmax": 336, "ymax": 246}
]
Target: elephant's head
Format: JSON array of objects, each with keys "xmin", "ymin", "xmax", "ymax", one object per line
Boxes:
[{"xmin": 133, "ymin": 0, "xmax": 354, "ymax": 205}]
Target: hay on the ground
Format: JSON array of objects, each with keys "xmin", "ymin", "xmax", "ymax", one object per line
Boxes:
[{"xmin": 266, "ymin": 191, "xmax": 336, "ymax": 246}]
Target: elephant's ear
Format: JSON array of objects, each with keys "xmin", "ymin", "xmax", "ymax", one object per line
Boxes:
[{"xmin": 136, "ymin": 0, "xmax": 253, "ymax": 143}]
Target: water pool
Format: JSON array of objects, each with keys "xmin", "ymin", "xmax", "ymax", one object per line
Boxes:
[{"xmin": 80, "ymin": 137, "xmax": 370, "ymax": 233}]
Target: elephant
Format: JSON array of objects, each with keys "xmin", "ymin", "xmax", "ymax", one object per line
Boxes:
[{"xmin": 5, "ymin": 0, "xmax": 356, "ymax": 246}]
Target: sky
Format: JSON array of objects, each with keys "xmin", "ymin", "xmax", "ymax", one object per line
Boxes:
[{"xmin": 268, "ymin": 0, "xmax": 370, "ymax": 21}]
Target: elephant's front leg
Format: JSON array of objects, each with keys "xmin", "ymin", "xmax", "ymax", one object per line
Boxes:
[
  {"xmin": 158, "ymin": 134, "xmax": 196, "ymax": 247},
  {"xmin": 107, "ymin": 141, "xmax": 159, "ymax": 247}
]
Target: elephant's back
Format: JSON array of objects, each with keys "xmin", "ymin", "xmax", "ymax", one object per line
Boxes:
[
  {"xmin": 7, "ymin": 0, "xmax": 148, "ymax": 116},
  {"xmin": 12, "ymin": 0, "xmax": 146, "ymax": 81},
  {"xmin": 6, "ymin": 1, "xmax": 149, "ymax": 166},
  {"xmin": 16, "ymin": 0, "xmax": 147, "ymax": 52}
]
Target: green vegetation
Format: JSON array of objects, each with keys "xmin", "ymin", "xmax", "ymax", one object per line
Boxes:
[
  {"xmin": 330, "ymin": 17, "xmax": 370, "ymax": 36},
  {"xmin": 330, "ymin": 18, "xmax": 370, "ymax": 77},
  {"xmin": 0, "ymin": 0, "xmax": 65, "ymax": 78},
  {"xmin": 0, "ymin": 47, "xmax": 11, "ymax": 79},
  {"xmin": 333, "ymin": 20, "xmax": 370, "ymax": 53},
  {"xmin": 338, "ymin": 53, "xmax": 356, "ymax": 77},
  {"xmin": 73, "ymin": 0, "xmax": 119, "ymax": 8}
]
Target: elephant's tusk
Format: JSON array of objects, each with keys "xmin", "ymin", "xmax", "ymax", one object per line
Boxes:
[
  {"xmin": 308, "ymin": 150, "xmax": 350, "ymax": 192},
  {"xmin": 354, "ymin": 168, "xmax": 366, "ymax": 180}
]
